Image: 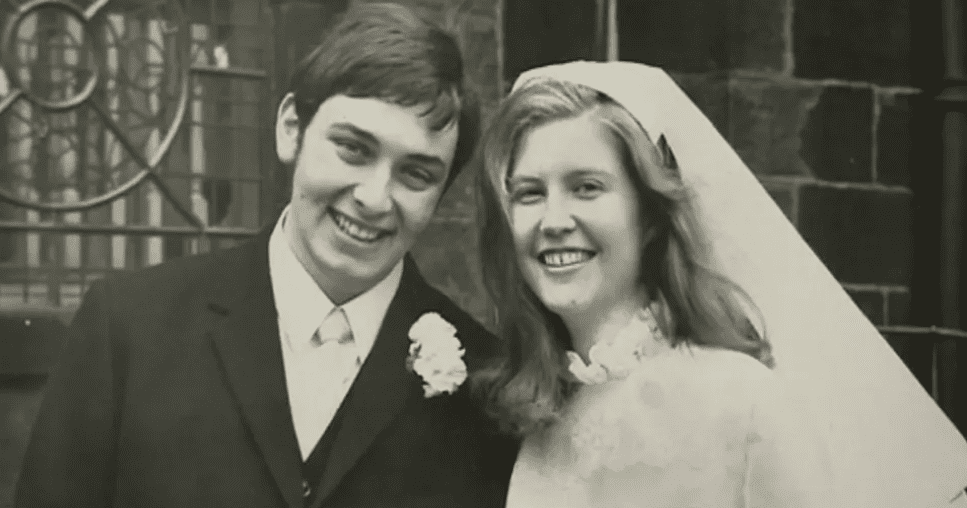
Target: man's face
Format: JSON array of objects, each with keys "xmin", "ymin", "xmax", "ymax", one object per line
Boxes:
[{"xmin": 276, "ymin": 94, "xmax": 459, "ymax": 303}]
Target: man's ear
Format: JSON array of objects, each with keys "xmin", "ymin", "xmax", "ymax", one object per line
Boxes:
[{"xmin": 276, "ymin": 92, "xmax": 300, "ymax": 164}]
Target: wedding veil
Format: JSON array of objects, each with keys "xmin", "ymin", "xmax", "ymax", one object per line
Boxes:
[{"xmin": 510, "ymin": 61, "xmax": 967, "ymax": 508}]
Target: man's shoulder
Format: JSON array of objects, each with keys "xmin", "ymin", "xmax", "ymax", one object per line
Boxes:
[
  {"xmin": 419, "ymin": 285, "xmax": 493, "ymax": 338},
  {"xmin": 414, "ymin": 283, "xmax": 499, "ymax": 365},
  {"xmin": 96, "ymin": 238, "xmax": 259, "ymax": 303}
]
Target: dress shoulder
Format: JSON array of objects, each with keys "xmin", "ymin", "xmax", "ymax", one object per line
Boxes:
[{"xmin": 623, "ymin": 345, "xmax": 776, "ymax": 414}]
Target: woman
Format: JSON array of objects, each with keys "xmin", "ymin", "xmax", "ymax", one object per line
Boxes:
[{"xmin": 473, "ymin": 61, "xmax": 967, "ymax": 508}]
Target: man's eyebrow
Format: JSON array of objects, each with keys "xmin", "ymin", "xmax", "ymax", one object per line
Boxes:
[
  {"xmin": 404, "ymin": 153, "xmax": 446, "ymax": 169},
  {"xmin": 329, "ymin": 122, "xmax": 378, "ymax": 144},
  {"xmin": 330, "ymin": 122, "xmax": 447, "ymax": 169}
]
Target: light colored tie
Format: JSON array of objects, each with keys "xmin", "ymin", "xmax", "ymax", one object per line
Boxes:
[
  {"xmin": 312, "ymin": 307, "xmax": 360, "ymax": 382},
  {"xmin": 313, "ymin": 307, "xmax": 354, "ymax": 346}
]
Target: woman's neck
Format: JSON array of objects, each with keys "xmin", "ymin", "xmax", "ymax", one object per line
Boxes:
[{"xmin": 561, "ymin": 292, "xmax": 647, "ymax": 361}]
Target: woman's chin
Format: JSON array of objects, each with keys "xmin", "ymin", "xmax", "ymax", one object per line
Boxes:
[{"xmin": 539, "ymin": 293, "xmax": 595, "ymax": 318}]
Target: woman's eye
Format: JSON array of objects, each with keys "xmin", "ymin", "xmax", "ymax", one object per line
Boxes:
[
  {"xmin": 511, "ymin": 188, "xmax": 544, "ymax": 204},
  {"xmin": 575, "ymin": 181, "xmax": 604, "ymax": 198}
]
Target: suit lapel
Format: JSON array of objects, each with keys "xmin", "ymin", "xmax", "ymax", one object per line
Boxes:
[
  {"xmin": 207, "ymin": 229, "xmax": 304, "ymax": 508},
  {"xmin": 311, "ymin": 256, "xmax": 431, "ymax": 506}
]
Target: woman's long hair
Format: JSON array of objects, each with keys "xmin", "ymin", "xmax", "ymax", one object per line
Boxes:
[{"xmin": 472, "ymin": 78, "xmax": 773, "ymax": 437}]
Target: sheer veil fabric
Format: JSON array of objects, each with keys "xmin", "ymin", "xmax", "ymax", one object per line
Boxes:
[{"xmin": 508, "ymin": 61, "xmax": 967, "ymax": 508}]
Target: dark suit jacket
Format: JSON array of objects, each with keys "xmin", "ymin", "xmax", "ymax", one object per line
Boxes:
[{"xmin": 15, "ymin": 228, "xmax": 519, "ymax": 508}]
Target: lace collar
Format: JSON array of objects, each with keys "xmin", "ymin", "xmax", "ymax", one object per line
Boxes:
[{"xmin": 565, "ymin": 307, "xmax": 667, "ymax": 385}]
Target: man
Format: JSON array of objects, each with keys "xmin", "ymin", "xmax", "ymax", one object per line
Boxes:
[{"xmin": 15, "ymin": 4, "xmax": 519, "ymax": 507}]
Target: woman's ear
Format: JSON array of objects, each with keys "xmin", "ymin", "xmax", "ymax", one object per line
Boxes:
[{"xmin": 276, "ymin": 93, "xmax": 300, "ymax": 164}]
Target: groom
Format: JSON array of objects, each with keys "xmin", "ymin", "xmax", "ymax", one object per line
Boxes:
[{"xmin": 15, "ymin": 3, "xmax": 518, "ymax": 507}]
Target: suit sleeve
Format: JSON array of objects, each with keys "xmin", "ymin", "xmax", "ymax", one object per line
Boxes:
[
  {"xmin": 16, "ymin": 279, "xmax": 120, "ymax": 508},
  {"xmin": 744, "ymin": 376, "xmax": 839, "ymax": 508}
]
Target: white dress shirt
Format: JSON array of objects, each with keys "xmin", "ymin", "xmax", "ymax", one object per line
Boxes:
[{"xmin": 268, "ymin": 207, "xmax": 403, "ymax": 460}]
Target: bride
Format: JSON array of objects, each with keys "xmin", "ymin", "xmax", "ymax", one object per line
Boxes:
[{"xmin": 472, "ymin": 61, "xmax": 967, "ymax": 507}]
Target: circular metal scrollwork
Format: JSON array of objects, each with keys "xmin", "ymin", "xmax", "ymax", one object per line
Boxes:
[{"xmin": 0, "ymin": 0, "xmax": 190, "ymax": 211}]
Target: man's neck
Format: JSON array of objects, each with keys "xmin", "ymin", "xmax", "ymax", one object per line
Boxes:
[
  {"xmin": 280, "ymin": 208, "xmax": 390, "ymax": 306},
  {"xmin": 292, "ymin": 243, "xmax": 391, "ymax": 307},
  {"xmin": 315, "ymin": 272, "xmax": 378, "ymax": 307}
]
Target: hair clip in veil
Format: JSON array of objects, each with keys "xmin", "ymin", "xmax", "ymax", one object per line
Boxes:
[{"xmin": 656, "ymin": 134, "xmax": 677, "ymax": 171}]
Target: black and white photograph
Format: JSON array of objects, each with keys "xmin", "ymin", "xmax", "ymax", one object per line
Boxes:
[{"xmin": 1, "ymin": 0, "xmax": 966, "ymax": 506}]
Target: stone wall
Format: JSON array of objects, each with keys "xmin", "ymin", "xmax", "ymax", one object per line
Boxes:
[{"xmin": 615, "ymin": 0, "xmax": 918, "ymax": 328}]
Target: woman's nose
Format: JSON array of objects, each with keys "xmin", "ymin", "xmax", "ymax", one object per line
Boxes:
[{"xmin": 538, "ymin": 195, "xmax": 576, "ymax": 236}]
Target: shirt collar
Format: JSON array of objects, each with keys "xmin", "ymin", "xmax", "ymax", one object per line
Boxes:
[{"xmin": 268, "ymin": 206, "xmax": 404, "ymax": 361}]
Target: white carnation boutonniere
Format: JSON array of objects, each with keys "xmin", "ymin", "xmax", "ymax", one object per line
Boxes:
[{"xmin": 406, "ymin": 312, "xmax": 468, "ymax": 397}]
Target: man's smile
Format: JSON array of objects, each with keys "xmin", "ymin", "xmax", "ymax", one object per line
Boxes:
[{"xmin": 329, "ymin": 208, "xmax": 393, "ymax": 243}]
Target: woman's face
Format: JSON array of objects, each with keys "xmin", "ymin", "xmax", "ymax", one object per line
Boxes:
[{"xmin": 506, "ymin": 112, "xmax": 645, "ymax": 318}]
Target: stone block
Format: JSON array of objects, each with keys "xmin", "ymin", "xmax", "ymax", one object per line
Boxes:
[
  {"xmin": 728, "ymin": 0, "xmax": 790, "ymax": 72},
  {"xmin": 436, "ymin": 162, "xmax": 479, "ymax": 222},
  {"xmin": 503, "ymin": 0, "xmax": 598, "ymax": 82},
  {"xmin": 886, "ymin": 290, "xmax": 912, "ymax": 325},
  {"xmin": 846, "ymin": 288, "xmax": 885, "ymax": 325},
  {"xmin": 344, "ymin": 1, "xmax": 500, "ymax": 114},
  {"xmin": 877, "ymin": 91, "xmax": 913, "ymax": 186},
  {"xmin": 274, "ymin": 0, "xmax": 349, "ymax": 79},
  {"xmin": 671, "ymin": 73, "xmax": 732, "ymax": 139},
  {"xmin": 618, "ymin": 0, "xmax": 730, "ymax": 73},
  {"xmin": 797, "ymin": 185, "xmax": 913, "ymax": 285},
  {"xmin": 351, "ymin": 0, "xmax": 488, "ymax": 20},
  {"xmin": 801, "ymin": 86, "xmax": 875, "ymax": 182},
  {"xmin": 793, "ymin": 0, "xmax": 911, "ymax": 86},
  {"xmin": 409, "ymin": 219, "xmax": 493, "ymax": 328},
  {"xmin": 455, "ymin": 14, "xmax": 501, "ymax": 105},
  {"xmin": 882, "ymin": 333, "xmax": 933, "ymax": 394},
  {"xmin": 760, "ymin": 179, "xmax": 798, "ymax": 223},
  {"xmin": 615, "ymin": 0, "xmax": 788, "ymax": 73},
  {"xmin": 728, "ymin": 77, "xmax": 821, "ymax": 176}
]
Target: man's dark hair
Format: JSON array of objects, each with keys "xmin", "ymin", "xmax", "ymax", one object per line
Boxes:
[{"xmin": 287, "ymin": 2, "xmax": 479, "ymax": 187}]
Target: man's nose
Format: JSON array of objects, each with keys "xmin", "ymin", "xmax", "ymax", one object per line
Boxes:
[
  {"xmin": 538, "ymin": 194, "xmax": 576, "ymax": 237},
  {"xmin": 352, "ymin": 164, "xmax": 393, "ymax": 214}
]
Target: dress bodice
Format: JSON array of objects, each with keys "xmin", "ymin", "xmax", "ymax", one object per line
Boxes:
[{"xmin": 506, "ymin": 312, "xmax": 837, "ymax": 508}]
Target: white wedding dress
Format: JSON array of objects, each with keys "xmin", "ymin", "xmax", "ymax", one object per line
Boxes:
[{"xmin": 505, "ymin": 312, "xmax": 835, "ymax": 508}]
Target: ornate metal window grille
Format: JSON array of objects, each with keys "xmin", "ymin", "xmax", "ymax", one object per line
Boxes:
[{"xmin": 0, "ymin": 0, "xmax": 275, "ymax": 311}]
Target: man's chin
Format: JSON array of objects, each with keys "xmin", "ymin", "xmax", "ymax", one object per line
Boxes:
[{"xmin": 321, "ymin": 248, "xmax": 401, "ymax": 281}]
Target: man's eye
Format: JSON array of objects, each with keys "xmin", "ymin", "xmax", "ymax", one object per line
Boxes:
[
  {"xmin": 333, "ymin": 139, "xmax": 369, "ymax": 162},
  {"xmin": 400, "ymin": 166, "xmax": 436, "ymax": 190}
]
